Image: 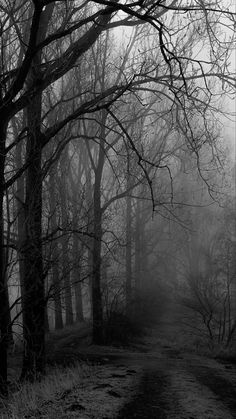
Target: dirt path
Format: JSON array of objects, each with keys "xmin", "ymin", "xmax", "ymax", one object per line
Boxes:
[
  {"xmin": 112, "ymin": 341, "xmax": 236, "ymax": 419},
  {"xmin": 114, "ymin": 305, "xmax": 236, "ymax": 419}
]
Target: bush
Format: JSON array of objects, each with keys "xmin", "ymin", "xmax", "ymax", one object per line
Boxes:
[
  {"xmin": 133, "ymin": 285, "xmax": 168, "ymax": 327},
  {"xmin": 103, "ymin": 310, "xmax": 143, "ymax": 345}
]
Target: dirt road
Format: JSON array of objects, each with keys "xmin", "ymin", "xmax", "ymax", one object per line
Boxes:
[
  {"xmin": 115, "ymin": 305, "xmax": 236, "ymax": 419},
  {"xmin": 45, "ymin": 302, "xmax": 236, "ymax": 419},
  {"xmin": 114, "ymin": 344, "xmax": 236, "ymax": 419}
]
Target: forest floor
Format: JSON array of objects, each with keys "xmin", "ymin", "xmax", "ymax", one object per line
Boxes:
[{"xmin": 2, "ymin": 301, "xmax": 236, "ymax": 418}]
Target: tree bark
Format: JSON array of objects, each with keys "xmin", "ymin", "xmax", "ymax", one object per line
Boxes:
[
  {"xmin": 60, "ymin": 227, "xmax": 73, "ymax": 326},
  {"xmin": 134, "ymin": 197, "xmax": 141, "ymax": 293},
  {"xmin": 92, "ymin": 110, "xmax": 106, "ymax": 344},
  {"xmin": 72, "ymin": 206, "xmax": 84, "ymax": 322},
  {"xmin": 52, "ymin": 247, "xmax": 64, "ymax": 330},
  {"xmin": 21, "ymin": 113, "xmax": 45, "ymax": 380},
  {"xmin": 85, "ymin": 168, "xmax": 94, "ymax": 314},
  {"xmin": 92, "ymin": 193, "xmax": 103, "ymax": 343},
  {"xmin": 49, "ymin": 169, "xmax": 63, "ymax": 330},
  {"xmin": 72, "ymin": 238, "xmax": 84, "ymax": 322},
  {"xmin": 125, "ymin": 152, "xmax": 132, "ymax": 315},
  {"xmin": 74, "ymin": 272, "xmax": 84, "ymax": 322},
  {"xmin": 0, "ymin": 121, "xmax": 9, "ymax": 394},
  {"xmin": 59, "ymin": 155, "xmax": 73, "ymax": 326},
  {"xmin": 20, "ymin": 4, "xmax": 54, "ymax": 380},
  {"xmin": 13, "ymin": 117, "xmax": 27, "ymax": 349}
]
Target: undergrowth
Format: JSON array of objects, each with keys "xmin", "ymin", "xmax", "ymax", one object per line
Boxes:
[{"xmin": 104, "ymin": 311, "xmax": 144, "ymax": 345}]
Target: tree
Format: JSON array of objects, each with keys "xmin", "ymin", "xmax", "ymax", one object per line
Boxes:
[
  {"xmin": 19, "ymin": 3, "xmax": 54, "ymax": 381},
  {"xmin": 48, "ymin": 164, "xmax": 64, "ymax": 329}
]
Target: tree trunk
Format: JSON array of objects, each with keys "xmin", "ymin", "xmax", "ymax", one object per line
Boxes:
[
  {"xmin": 49, "ymin": 169, "xmax": 63, "ymax": 330},
  {"xmin": 20, "ymin": 5, "xmax": 54, "ymax": 380},
  {"xmin": 61, "ymin": 234, "xmax": 73, "ymax": 326},
  {"xmin": 134, "ymin": 197, "xmax": 141, "ymax": 293},
  {"xmin": 21, "ymin": 120, "xmax": 45, "ymax": 380},
  {"xmin": 74, "ymin": 271, "xmax": 84, "ymax": 322},
  {"xmin": 59, "ymin": 165, "xmax": 73, "ymax": 326},
  {"xmin": 45, "ymin": 307, "xmax": 50, "ymax": 333},
  {"xmin": 5, "ymin": 285, "xmax": 13, "ymax": 346},
  {"xmin": 92, "ymin": 195, "xmax": 103, "ymax": 343},
  {"xmin": 125, "ymin": 152, "xmax": 132, "ymax": 315},
  {"xmin": 52, "ymin": 247, "xmax": 63, "ymax": 329},
  {"xmin": 72, "ymin": 224, "xmax": 84, "ymax": 322},
  {"xmin": 14, "ymin": 119, "xmax": 27, "ymax": 348},
  {"xmin": 92, "ymin": 111, "xmax": 106, "ymax": 344},
  {"xmin": 0, "ymin": 120, "xmax": 9, "ymax": 395},
  {"xmin": 82, "ymin": 154, "xmax": 94, "ymax": 316}
]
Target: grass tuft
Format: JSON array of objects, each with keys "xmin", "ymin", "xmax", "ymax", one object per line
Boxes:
[{"xmin": 4, "ymin": 362, "xmax": 93, "ymax": 418}]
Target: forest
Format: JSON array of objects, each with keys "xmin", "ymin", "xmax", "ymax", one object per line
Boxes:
[{"xmin": 0, "ymin": 1, "xmax": 235, "ymax": 417}]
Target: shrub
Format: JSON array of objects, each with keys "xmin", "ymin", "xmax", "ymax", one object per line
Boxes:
[{"xmin": 103, "ymin": 310, "xmax": 143, "ymax": 345}]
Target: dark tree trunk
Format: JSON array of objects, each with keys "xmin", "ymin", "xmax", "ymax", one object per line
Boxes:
[
  {"xmin": 52, "ymin": 255, "xmax": 64, "ymax": 329},
  {"xmin": 72, "ymin": 233, "xmax": 84, "ymax": 322},
  {"xmin": 52, "ymin": 255, "xmax": 63, "ymax": 329},
  {"xmin": 59, "ymin": 164, "xmax": 73, "ymax": 326},
  {"xmin": 74, "ymin": 277, "xmax": 84, "ymax": 322},
  {"xmin": 20, "ymin": 6, "xmax": 54, "ymax": 380},
  {"xmin": 134, "ymin": 197, "xmax": 141, "ymax": 293},
  {"xmin": 14, "ymin": 120, "xmax": 28, "ymax": 353},
  {"xmin": 0, "ymin": 121, "xmax": 9, "ymax": 395},
  {"xmin": 88, "ymin": 241, "xmax": 94, "ymax": 315},
  {"xmin": 49, "ymin": 169, "xmax": 63, "ymax": 330},
  {"xmin": 92, "ymin": 110, "xmax": 106, "ymax": 344},
  {"xmin": 73, "ymin": 262, "xmax": 84, "ymax": 323},
  {"xmin": 21, "ymin": 129, "xmax": 45, "ymax": 380},
  {"xmin": 61, "ymin": 233, "xmax": 73, "ymax": 326},
  {"xmin": 126, "ymin": 194, "xmax": 132, "ymax": 314},
  {"xmin": 20, "ymin": 75, "xmax": 45, "ymax": 381},
  {"xmin": 125, "ymin": 153, "xmax": 132, "ymax": 315},
  {"xmin": 92, "ymin": 188, "xmax": 103, "ymax": 344},
  {"xmin": 0, "ymin": 259, "xmax": 8, "ymax": 395},
  {"xmin": 85, "ymin": 169, "xmax": 94, "ymax": 314},
  {"xmin": 45, "ymin": 307, "xmax": 50, "ymax": 332},
  {"xmin": 5, "ymin": 285, "xmax": 13, "ymax": 346},
  {"xmin": 134, "ymin": 195, "xmax": 147, "ymax": 317}
]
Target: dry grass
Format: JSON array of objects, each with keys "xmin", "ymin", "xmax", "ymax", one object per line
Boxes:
[
  {"xmin": 2, "ymin": 320, "xmax": 141, "ymax": 419},
  {"xmin": 1, "ymin": 361, "xmax": 139, "ymax": 419},
  {"xmin": 2, "ymin": 362, "xmax": 93, "ymax": 418}
]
